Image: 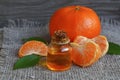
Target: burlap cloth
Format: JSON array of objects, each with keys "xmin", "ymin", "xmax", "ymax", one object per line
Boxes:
[{"xmin": 0, "ymin": 18, "xmax": 120, "ymax": 80}]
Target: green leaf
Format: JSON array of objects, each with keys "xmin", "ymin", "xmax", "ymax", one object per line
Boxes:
[
  {"xmin": 108, "ymin": 42, "xmax": 120, "ymax": 55},
  {"xmin": 13, "ymin": 54, "xmax": 41, "ymax": 70},
  {"xmin": 22, "ymin": 37, "xmax": 48, "ymax": 44}
]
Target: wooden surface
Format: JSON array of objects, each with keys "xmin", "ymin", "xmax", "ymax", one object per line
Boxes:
[
  {"xmin": 0, "ymin": 0, "xmax": 120, "ymax": 27},
  {"xmin": 0, "ymin": 29, "xmax": 3, "ymax": 48}
]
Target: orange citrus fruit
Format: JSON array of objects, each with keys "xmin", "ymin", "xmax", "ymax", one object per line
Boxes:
[
  {"xmin": 73, "ymin": 36, "xmax": 88, "ymax": 45},
  {"xmin": 49, "ymin": 5, "xmax": 101, "ymax": 41},
  {"xmin": 70, "ymin": 35, "xmax": 109, "ymax": 67},
  {"xmin": 74, "ymin": 36, "xmax": 103, "ymax": 61},
  {"xmin": 18, "ymin": 41, "xmax": 48, "ymax": 57},
  {"xmin": 92, "ymin": 35, "xmax": 109, "ymax": 57},
  {"xmin": 71, "ymin": 39, "xmax": 101, "ymax": 67}
]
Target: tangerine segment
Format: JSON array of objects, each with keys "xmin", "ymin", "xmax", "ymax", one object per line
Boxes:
[
  {"xmin": 71, "ymin": 40, "xmax": 100, "ymax": 67},
  {"xmin": 92, "ymin": 35, "xmax": 109, "ymax": 57},
  {"xmin": 18, "ymin": 41, "xmax": 48, "ymax": 57},
  {"xmin": 73, "ymin": 36, "xmax": 88, "ymax": 45}
]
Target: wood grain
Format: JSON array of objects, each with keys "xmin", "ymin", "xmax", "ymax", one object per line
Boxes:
[{"xmin": 0, "ymin": 0, "xmax": 120, "ymax": 26}]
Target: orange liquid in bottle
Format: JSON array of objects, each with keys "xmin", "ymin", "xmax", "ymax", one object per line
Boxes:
[{"xmin": 47, "ymin": 44, "xmax": 72, "ymax": 71}]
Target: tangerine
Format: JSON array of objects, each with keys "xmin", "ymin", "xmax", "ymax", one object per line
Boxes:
[
  {"xmin": 92, "ymin": 35, "xmax": 109, "ymax": 57},
  {"xmin": 18, "ymin": 41, "xmax": 48, "ymax": 57},
  {"xmin": 70, "ymin": 35, "xmax": 109, "ymax": 67},
  {"xmin": 71, "ymin": 40, "xmax": 101, "ymax": 67},
  {"xmin": 49, "ymin": 5, "xmax": 101, "ymax": 41}
]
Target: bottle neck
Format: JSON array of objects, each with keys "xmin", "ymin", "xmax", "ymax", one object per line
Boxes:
[{"xmin": 51, "ymin": 39, "xmax": 70, "ymax": 45}]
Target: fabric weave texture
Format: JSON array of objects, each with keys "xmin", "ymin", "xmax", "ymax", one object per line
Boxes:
[{"xmin": 0, "ymin": 18, "xmax": 120, "ymax": 80}]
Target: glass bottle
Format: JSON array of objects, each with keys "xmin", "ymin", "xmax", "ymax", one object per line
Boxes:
[{"xmin": 46, "ymin": 30, "xmax": 72, "ymax": 71}]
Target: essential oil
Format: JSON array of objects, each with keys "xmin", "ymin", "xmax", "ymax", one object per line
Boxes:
[{"xmin": 46, "ymin": 30, "xmax": 72, "ymax": 71}]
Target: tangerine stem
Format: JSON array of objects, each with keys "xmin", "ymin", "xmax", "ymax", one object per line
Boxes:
[{"xmin": 75, "ymin": 6, "xmax": 80, "ymax": 10}]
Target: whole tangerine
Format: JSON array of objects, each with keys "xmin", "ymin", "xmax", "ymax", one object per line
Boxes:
[{"xmin": 49, "ymin": 5, "xmax": 101, "ymax": 41}]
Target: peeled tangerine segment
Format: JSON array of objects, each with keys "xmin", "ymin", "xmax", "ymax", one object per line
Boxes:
[
  {"xmin": 92, "ymin": 35, "xmax": 109, "ymax": 57},
  {"xmin": 73, "ymin": 36, "xmax": 88, "ymax": 45},
  {"xmin": 18, "ymin": 41, "xmax": 48, "ymax": 57},
  {"xmin": 71, "ymin": 40, "xmax": 101, "ymax": 67}
]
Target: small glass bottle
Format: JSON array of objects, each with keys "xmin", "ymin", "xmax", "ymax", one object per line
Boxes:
[{"xmin": 46, "ymin": 30, "xmax": 72, "ymax": 71}]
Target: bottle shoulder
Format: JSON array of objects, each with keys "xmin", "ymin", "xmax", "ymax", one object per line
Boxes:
[{"xmin": 48, "ymin": 43, "xmax": 72, "ymax": 53}]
